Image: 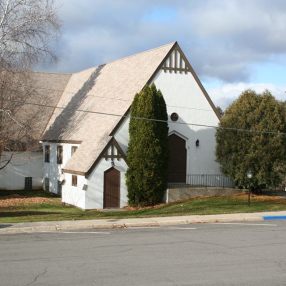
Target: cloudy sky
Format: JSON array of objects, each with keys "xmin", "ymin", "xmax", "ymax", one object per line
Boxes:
[{"xmin": 40, "ymin": 0, "xmax": 286, "ymax": 109}]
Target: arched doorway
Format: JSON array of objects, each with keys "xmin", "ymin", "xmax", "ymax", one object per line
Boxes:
[
  {"xmin": 104, "ymin": 167, "xmax": 120, "ymax": 208},
  {"xmin": 168, "ymin": 133, "xmax": 187, "ymax": 183}
]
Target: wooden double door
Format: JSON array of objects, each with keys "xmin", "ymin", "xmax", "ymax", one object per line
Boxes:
[{"xmin": 104, "ymin": 167, "xmax": 120, "ymax": 208}]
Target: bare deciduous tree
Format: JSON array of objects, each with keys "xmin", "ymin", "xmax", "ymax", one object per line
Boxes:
[
  {"xmin": 0, "ymin": 0, "xmax": 59, "ymax": 69},
  {"xmin": 0, "ymin": 0, "xmax": 60, "ymax": 168}
]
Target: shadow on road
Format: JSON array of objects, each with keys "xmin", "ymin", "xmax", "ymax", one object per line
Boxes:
[{"xmin": 0, "ymin": 224, "xmax": 12, "ymax": 229}]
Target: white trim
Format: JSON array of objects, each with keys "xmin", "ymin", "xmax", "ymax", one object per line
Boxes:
[
  {"xmin": 168, "ymin": 130, "xmax": 188, "ymax": 141},
  {"xmin": 113, "ymin": 165, "xmax": 125, "ymax": 172},
  {"xmin": 186, "ymin": 140, "xmax": 190, "ymax": 183}
]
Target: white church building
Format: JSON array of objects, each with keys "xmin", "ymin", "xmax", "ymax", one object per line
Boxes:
[{"xmin": 0, "ymin": 42, "xmax": 226, "ymax": 209}]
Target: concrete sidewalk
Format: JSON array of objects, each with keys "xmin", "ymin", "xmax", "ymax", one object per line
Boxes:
[{"xmin": 1, "ymin": 211, "xmax": 286, "ymax": 234}]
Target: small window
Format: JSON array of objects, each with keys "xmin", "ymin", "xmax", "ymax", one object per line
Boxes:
[
  {"xmin": 71, "ymin": 146, "xmax": 78, "ymax": 156},
  {"xmin": 57, "ymin": 145, "xmax": 63, "ymax": 164},
  {"xmin": 72, "ymin": 175, "xmax": 77, "ymax": 187},
  {"xmin": 57, "ymin": 180, "xmax": 62, "ymax": 195},
  {"xmin": 44, "ymin": 177, "xmax": 49, "ymax": 192},
  {"xmin": 44, "ymin": 145, "xmax": 50, "ymax": 163},
  {"xmin": 25, "ymin": 177, "xmax": 32, "ymax": 191},
  {"xmin": 170, "ymin": 112, "xmax": 179, "ymax": 122}
]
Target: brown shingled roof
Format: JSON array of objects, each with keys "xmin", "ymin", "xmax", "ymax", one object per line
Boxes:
[
  {"xmin": 26, "ymin": 72, "xmax": 72, "ymax": 139},
  {"xmin": 2, "ymin": 71, "xmax": 71, "ymax": 151},
  {"xmin": 43, "ymin": 42, "xmax": 176, "ymax": 174}
]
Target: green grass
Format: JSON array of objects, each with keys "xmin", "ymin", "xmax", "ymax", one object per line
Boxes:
[{"xmin": 1, "ymin": 190, "xmax": 286, "ymax": 223}]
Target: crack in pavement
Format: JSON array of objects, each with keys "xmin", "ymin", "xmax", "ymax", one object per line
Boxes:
[{"xmin": 24, "ymin": 268, "xmax": 48, "ymax": 286}]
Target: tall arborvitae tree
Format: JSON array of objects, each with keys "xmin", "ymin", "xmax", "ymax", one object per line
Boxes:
[
  {"xmin": 126, "ymin": 84, "xmax": 169, "ymax": 206},
  {"xmin": 216, "ymin": 89, "xmax": 286, "ymax": 191}
]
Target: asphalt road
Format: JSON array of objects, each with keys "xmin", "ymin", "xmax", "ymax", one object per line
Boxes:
[{"xmin": 1, "ymin": 222, "xmax": 286, "ymax": 286}]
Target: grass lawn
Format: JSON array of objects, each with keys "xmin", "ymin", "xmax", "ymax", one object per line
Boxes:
[{"xmin": 1, "ymin": 190, "xmax": 286, "ymax": 223}]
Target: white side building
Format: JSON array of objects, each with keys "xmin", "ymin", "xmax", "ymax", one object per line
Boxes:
[
  {"xmin": 41, "ymin": 42, "xmax": 224, "ymax": 209},
  {"xmin": 0, "ymin": 152, "xmax": 43, "ymax": 190},
  {"xmin": 0, "ymin": 72, "xmax": 71, "ymax": 191}
]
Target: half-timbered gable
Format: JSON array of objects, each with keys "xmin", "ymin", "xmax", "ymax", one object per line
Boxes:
[{"xmin": 161, "ymin": 46, "xmax": 191, "ymax": 74}]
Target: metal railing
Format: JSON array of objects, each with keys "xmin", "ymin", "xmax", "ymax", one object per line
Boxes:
[{"xmin": 168, "ymin": 174, "xmax": 235, "ymax": 189}]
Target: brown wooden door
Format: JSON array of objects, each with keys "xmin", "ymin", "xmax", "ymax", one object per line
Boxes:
[
  {"xmin": 104, "ymin": 167, "xmax": 120, "ymax": 208},
  {"xmin": 168, "ymin": 134, "xmax": 187, "ymax": 183}
]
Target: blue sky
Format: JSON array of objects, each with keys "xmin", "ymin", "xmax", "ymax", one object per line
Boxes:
[
  {"xmin": 40, "ymin": 0, "xmax": 286, "ymax": 108},
  {"xmin": 251, "ymin": 62, "xmax": 286, "ymax": 85},
  {"xmin": 143, "ymin": 6, "xmax": 177, "ymax": 23}
]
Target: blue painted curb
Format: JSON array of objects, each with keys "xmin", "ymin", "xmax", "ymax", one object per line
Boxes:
[{"xmin": 263, "ymin": 216, "xmax": 286, "ymax": 220}]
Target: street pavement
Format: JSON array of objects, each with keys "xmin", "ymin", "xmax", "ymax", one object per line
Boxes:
[{"xmin": 1, "ymin": 222, "xmax": 286, "ymax": 285}]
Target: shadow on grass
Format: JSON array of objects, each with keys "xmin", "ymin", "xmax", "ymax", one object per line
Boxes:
[
  {"xmin": 0, "ymin": 189, "xmax": 58, "ymax": 198},
  {"xmin": 0, "ymin": 211, "xmax": 61, "ymax": 218}
]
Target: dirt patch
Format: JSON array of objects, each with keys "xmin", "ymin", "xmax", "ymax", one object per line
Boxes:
[
  {"xmin": 232, "ymin": 193, "xmax": 286, "ymax": 203},
  {"xmin": 251, "ymin": 195, "xmax": 286, "ymax": 202},
  {"xmin": 0, "ymin": 196, "xmax": 58, "ymax": 208}
]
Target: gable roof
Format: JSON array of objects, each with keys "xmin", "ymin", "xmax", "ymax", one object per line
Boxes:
[
  {"xmin": 43, "ymin": 42, "xmax": 219, "ymax": 175},
  {"xmin": 43, "ymin": 42, "xmax": 176, "ymax": 174}
]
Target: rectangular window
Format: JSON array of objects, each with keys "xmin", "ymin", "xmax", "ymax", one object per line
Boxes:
[
  {"xmin": 25, "ymin": 177, "xmax": 32, "ymax": 191},
  {"xmin": 44, "ymin": 145, "xmax": 50, "ymax": 163},
  {"xmin": 72, "ymin": 175, "xmax": 77, "ymax": 187},
  {"xmin": 57, "ymin": 145, "xmax": 63, "ymax": 164},
  {"xmin": 44, "ymin": 177, "xmax": 49, "ymax": 192},
  {"xmin": 71, "ymin": 146, "xmax": 78, "ymax": 156},
  {"xmin": 57, "ymin": 180, "xmax": 62, "ymax": 195}
]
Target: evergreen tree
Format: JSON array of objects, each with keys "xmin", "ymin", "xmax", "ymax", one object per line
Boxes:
[
  {"xmin": 126, "ymin": 84, "xmax": 168, "ymax": 206},
  {"xmin": 216, "ymin": 90, "xmax": 286, "ymax": 191}
]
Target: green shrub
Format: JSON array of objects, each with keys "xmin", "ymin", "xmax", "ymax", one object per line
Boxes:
[{"xmin": 216, "ymin": 89, "xmax": 286, "ymax": 190}]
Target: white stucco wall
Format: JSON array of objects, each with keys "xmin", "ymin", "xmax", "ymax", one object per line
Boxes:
[
  {"xmin": 153, "ymin": 70, "xmax": 221, "ymax": 178},
  {"xmin": 114, "ymin": 69, "xmax": 222, "ymax": 183},
  {"xmin": 61, "ymin": 173, "xmax": 86, "ymax": 209},
  {"xmin": 43, "ymin": 142, "xmax": 80, "ymax": 194},
  {"xmin": 86, "ymin": 156, "xmax": 128, "ymax": 209},
  {"xmin": 0, "ymin": 151, "xmax": 43, "ymax": 190}
]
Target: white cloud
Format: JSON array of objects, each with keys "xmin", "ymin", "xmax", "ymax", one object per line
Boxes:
[
  {"xmin": 38, "ymin": 0, "xmax": 286, "ymax": 84},
  {"xmin": 207, "ymin": 82, "xmax": 286, "ymax": 109},
  {"xmin": 185, "ymin": 0, "xmax": 286, "ymax": 81}
]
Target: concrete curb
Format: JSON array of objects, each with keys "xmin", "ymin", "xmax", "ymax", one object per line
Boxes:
[{"xmin": 1, "ymin": 211, "xmax": 286, "ymax": 234}]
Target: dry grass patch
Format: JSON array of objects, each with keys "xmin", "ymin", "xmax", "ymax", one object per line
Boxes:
[{"xmin": 0, "ymin": 195, "xmax": 58, "ymax": 208}]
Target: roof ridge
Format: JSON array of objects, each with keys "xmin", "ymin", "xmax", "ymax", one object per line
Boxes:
[
  {"xmin": 33, "ymin": 42, "xmax": 177, "ymax": 75},
  {"xmin": 31, "ymin": 71, "xmax": 73, "ymax": 76},
  {"xmin": 100, "ymin": 41, "xmax": 176, "ymax": 66},
  {"xmin": 69, "ymin": 42, "xmax": 177, "ymax": 75}
]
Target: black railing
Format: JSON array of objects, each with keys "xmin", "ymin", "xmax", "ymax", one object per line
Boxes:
[{"xmin": 168, "ymin": 174, "xmax": 235, "ymax": 189}]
